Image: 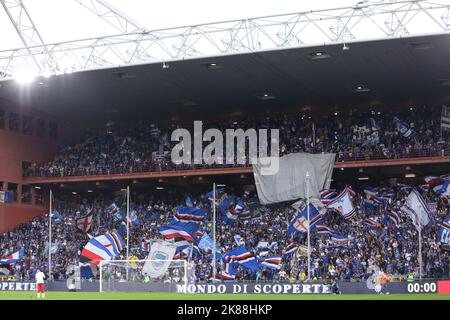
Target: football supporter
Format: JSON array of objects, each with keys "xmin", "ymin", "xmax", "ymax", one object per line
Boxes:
[
  {"xmin": 24, "ymin": 106, "xmax": 449, "ymax": 178},
  {"xmin": 0, "ymin": 181, "xmax": 448, "ymax": 283}
]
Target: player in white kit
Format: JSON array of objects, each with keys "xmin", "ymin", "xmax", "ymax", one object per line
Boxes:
[{"xmin": 35, "ymin": 269, "xmax": 46, "ymax": 298}]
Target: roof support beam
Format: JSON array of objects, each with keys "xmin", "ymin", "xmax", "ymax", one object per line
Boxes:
[
  {"xmin": 74, "ymin": 0, "xmax": 146, "ymax": 33},
  {"xmin": 1, "ymin": 0, "xmax": 450, "ymax": 81},
  {"xmin": 0, "ymin": 0, "xmax": 47, "ymax": 72}
]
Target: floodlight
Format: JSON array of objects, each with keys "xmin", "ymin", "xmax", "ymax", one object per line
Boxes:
[{"xmin": 15, "ymin": 69, "xmax": 36, "ymax": 84}]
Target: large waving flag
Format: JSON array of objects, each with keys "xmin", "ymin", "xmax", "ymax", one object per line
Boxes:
[
  {"xmin": 331, "ymin": 234, "xmax": 349, "ymax": 246},
  {"xmin": 233, "ymin": 200, "xmax": 252, "ymax": 219},
  {"xmin": 363, "ymin": 187, "xmax": 383, "ymax": 207},
  {"xmin": 223, "ymin": 246, "xmax": 259, "ymax": 272},
  {"xmin": 218, "ymin": 195, "xmax": 239, "ymax": 225},
  {"xmin": 205, "ymin": 188, "xmax": 225, "ymax": 202},
  {"xmin": 75, "ymin": 209, "xmax": 94, "ymax": 233},
  {"xmin": 128, "ymin": 210, "xmax": 140, "ymax": 226},
  {"xmin": 198, "ymin": 233, "xmax": 220, "ymax": 254},
  {"xmin": 142, "ymin": 240, "xmax": 177, "ymax": 279},
  {"xmin": 260, "ymin": 256, "xmax": 282, "ymax": 270},
  {"xmin": 79, "ymin": 230, "xmax": 123, "ymax": 265},
  {"xmin": 327, "ymin": 187, "xmax": 356, "ymax": 219},
  {"xmin": 287, "ymin": 203, "xmax": 323, "ymax": 239},
  {"xmin": 401, "ymin": 189, "xmax": 433, "ymax": 231},
  {"xmin": 109, "ymin": 202, "xmax": 139, "ymax": 226},
  {"xmin": 316, "ymin": 224, "xmax": 336, "ymax": 236},
  {"xmin": 388, "ymin": 210, "xmax": 401, "ymax": 227},
  {"xmin": 50, "ymin": 211, "xmax": 64, "ymax": 222},
  {"xmin": 216, "ymin": 260, "xmax": 238, "ymax": 280},
  {"xmin": 174, "ymin": 206, "xmax": 207, "ymax": 223},
  {"xmin": 437, "ymin": 215, "xmax": 450, "ymax": 250},
  {"xmin": 108, "ymin": 202, "xmax": 123, "ymax": 220},
  {"xmin": 319, "ymin": 189, "xmax": 338, "ymax": 205},
  {"xmin": 393, "ymin": 116, "xmax": 414, "ymax": 138},
  {"xmin": 0, "ymin": 248, "xmax": 24, "ymax": 265},
  {"xmin": 437, "ymin": 180, "xmax": 450, "ymax": 200},
  {"xmin": 283, "ymin": 242, "xmax": 298, "ymax": 256},
  {"xmin": 158, "ymin": 220, "xmax": 199, "ymax": 243}
]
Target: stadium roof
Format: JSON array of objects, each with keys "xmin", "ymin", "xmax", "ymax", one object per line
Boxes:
[{"xmin": 1, "ymin": 32, "xmax": 450, "ymax": 123}]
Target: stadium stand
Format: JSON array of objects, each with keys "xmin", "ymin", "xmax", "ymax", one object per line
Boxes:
[
  {"xmin": 22, "ymin": 105, "xmax": 449, "ymax": 178},
  {"xmin": 0, "ymin": 179, "xmax": 448, "ymax": 282}
]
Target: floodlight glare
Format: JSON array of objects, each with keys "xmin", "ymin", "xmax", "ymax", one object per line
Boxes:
[{"xmin": 15, "ymin": 69, "xmax": 36, "ymax": 84}]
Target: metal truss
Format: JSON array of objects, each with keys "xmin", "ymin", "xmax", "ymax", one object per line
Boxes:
[
  {"xmin": 0, "ymin": 0, "xmax": 48, "ymax": 74},
  {"xmin": 74, "ymin": 0, "xmax": 146, "ymax": 33},
  {"xmin": 1, "ymin": 0, "xmax": 450, "ymax": 81}
]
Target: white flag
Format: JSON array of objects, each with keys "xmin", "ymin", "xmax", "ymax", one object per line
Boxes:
[
  {"xmin": 401, "ymin": 189, "xmax": 432, "ymax": 231},
  {"xmin": 142, "ymin": 240, "xmax": 176, "ymax": 279}
]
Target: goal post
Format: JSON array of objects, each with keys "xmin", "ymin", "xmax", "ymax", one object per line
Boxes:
[{"xmin": 99, "ymin": 259, "xmax": 194, "ymax": 293}]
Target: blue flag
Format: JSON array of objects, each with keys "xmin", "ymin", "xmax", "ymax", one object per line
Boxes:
[
  {"xmin": 223, "ymin": 246, "xmax": 259, "ymax": 272},
  {"xmin": 437, "ymin": 215, "xmax": 450, "ymax": 249},
  {"xmin": 198, "ymin": 233, "xmax": 220, "ymax": 253},
  {"xmin": 174, "ymin": 206, "xmax": 207, "ymax": 223},
  {"xmin": 219, "ymin": 195, "xmax": 238, "ymax": 225},
  {"xmin": 50, "ymin": 211, "xmax": 63, "ymax": 222},
  {"xmin": 287, "ymin": 204, "xmax": 323, "ymax": 239},
  {"xmin": 158, "ymin": 220, "xmax": 200, "ymax": 243},
  {"xmin": 393, "ymin": 116, "xmax": 414, "ymax": 138}
]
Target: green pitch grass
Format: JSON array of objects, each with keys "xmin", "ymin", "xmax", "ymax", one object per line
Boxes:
[{"xmin": 0, "ymin": 292, "xmax": 449, "ymax": 300}]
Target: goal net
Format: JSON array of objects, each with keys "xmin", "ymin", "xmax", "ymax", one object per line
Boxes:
[{"xmin": 99, "ymin": 259, "xmax": 195, "ymax": 293}]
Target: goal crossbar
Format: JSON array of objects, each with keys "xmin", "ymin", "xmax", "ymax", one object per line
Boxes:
[{"xmin": 99, "ymin": 259, "xmax": 188, "ymax": 293}]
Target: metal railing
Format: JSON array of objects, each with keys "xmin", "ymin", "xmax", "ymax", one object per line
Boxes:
[{"xmin": 22, "ymin": 146, "xmax": 450, "ymax": 179}]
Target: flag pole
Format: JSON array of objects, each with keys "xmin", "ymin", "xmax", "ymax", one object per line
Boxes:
[
  {"xmin": 212, "ymin": 183, "xmax": 217, "ymax": 280},
  {"xmin": 418, "ymin": 225, "xmax": 423, "ymax": 280},
  {"xmin": 126, "ymin": 185, "xmax": 130, "ymax": 280},
  {"xmin": 306, "ymin": 171, "xmax": 311, "ymax": 281},
  {"xmin": 48, "ymin": 189, "xmax": 53, "ymax": 280}
]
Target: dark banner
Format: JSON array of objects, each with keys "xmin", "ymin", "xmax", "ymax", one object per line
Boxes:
[{"xmin": 2, "ymin": 280, "xmax": 446, "ymax": 294}]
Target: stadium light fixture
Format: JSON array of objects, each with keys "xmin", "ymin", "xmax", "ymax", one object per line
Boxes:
[
  {"xmin": 352, "ymin": 85, "xmax": 370, "ymax": 93},
  {"xmin": 156, "ymin": 187, "xmax": 164, "ymax": 190},
  {"xmin": 204, "ymin": 62, "xmax": 223, "ymax": 70},
  {"xmin": 309, "ymin": 52, "xmax": 330, "ymax": 60},
  {"xmin": 358, "ymin": 176, "xmax": 370, "ymax": 181},
  {"xmin": 87, "ymin": 190, "xmax": 93, "ymax": 193},
  {"xmin": 15, "ymin": 69, "xmax": 37, "ymax": 84},
  {"xmin": 257, "ymin": 93, "xmax": 276, "ymax": 100}
]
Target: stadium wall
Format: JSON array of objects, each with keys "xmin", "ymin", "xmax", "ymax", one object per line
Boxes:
[
  {"xmin": 0, "ymin": 203, "xmax": 46, "ymax": 233},
  {"xmin": 0, "ymin": 98, "xmax": 76, "ymax": 232},
  {"xmin": 1, "ymin": 280, "xmax": 443, "ymax": 294}
]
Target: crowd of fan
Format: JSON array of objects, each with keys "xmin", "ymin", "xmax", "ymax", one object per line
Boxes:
[
  {"xmin": 23, "ymin": 106, "xmax": 449, "ymax": 177},
  {"xmin": 0, "ymin": 182, "xmax": 449, "ymax": 283}
]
